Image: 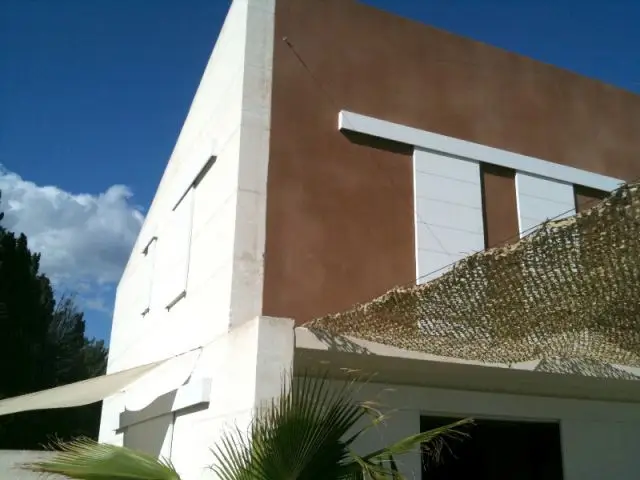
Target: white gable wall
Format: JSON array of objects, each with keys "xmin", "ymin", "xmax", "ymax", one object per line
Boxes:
[{"xmin": 100, "ymin": 2, "xmax": 277, "ymax": 476}]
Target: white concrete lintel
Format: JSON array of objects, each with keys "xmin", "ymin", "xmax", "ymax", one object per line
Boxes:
[{"xmin": 338, "ymin": 110, "xmax": 624, "ymax": 192}]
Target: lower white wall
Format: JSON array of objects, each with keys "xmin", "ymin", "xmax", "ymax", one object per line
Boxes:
[
  {"xmin": 123, "ymin": 414, "xmax": 174, "ymax": 459},
  {"xmin": 337, "ymin": 380, "xmax": 640, "ymax": 480},
  {"xmin": 170, "ymin": 316, "xmax": 294, "ymax": 479},
  {"xmin": 0, "ymin": 451, "xmax": 61, "ymax": 480},
  {"xmin": 562, "ymin": 420, "xmax": 640, "ymax": 480},
  {"xmin": 99, "ymin": 317, "xmax": 294, "ymax": 480}
]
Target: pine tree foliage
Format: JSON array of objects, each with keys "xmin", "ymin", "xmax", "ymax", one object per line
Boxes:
[{"xmin": 0, "ymin": 191, "xmax": 108, "ymax": 448}]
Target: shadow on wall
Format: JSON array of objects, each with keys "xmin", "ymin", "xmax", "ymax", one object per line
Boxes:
[
  {"xmin": 341, "ymin": 131, "xmax": 413, "ymax": 155},
  {"xmin": 306, "ymin": 328, "xmax": 372, "ymax": 355},
  {"xmin": 119, "ymin": 390, "xmax": 178, "ymax": 458},
  {"xmin": 305, "ymin": 328, "xmax": 640, "ymax": 382},
  {"xmin": 535, "ymin": 358, "xmax": 640, "ymax": 380}
]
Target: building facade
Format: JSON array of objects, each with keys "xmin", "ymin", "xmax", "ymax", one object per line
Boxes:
[{"xmin": 99, "ymin": 0, "xmax": 640, "ymax": 478}]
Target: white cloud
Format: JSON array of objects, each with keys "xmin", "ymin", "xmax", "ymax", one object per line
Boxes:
[{"xmin": 0, "ymin": 165, "xmax": 144, "ymax": 307}]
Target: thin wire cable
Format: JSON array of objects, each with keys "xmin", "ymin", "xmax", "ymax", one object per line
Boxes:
[{"xmin": 282, "ymin": 37, "xmax": 453, "ymax": 259}]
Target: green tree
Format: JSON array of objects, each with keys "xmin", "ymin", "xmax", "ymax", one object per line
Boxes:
[
  {"xmin": 0, "ymin": 191, "xmax": 108, "ymax": 448},
  {"xmin": 22, "ymin": 374, "xmax": 470, "ymax": 479}
]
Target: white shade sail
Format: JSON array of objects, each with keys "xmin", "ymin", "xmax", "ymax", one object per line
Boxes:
[
  {"xmin": 124, "ymin": 349, "xmax": 201, "ymax": 411},
  {"xmin": 0, "ymin": 357, "xmax": 174, "ymax": 417}
]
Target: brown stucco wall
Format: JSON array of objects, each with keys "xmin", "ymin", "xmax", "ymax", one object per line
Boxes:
[
  {"xmin": 263, "ymin": 0, "xmax": 640, "ymax": 323},
  {"xmin": 574, "ymin": 185, "xmax": 609, "ymax": 213},
  {"xmin": 480, "ymin": 164, "xmax": 519, "ymax": 249}
]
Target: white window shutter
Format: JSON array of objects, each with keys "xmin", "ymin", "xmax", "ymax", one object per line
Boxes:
[
  {"xmin": 138, "ymin": 238, "xmax": 157, "ymax": 315},
  {"xmin": 155, "ymin": 187, "xmax": 195, "ymax": 309}
]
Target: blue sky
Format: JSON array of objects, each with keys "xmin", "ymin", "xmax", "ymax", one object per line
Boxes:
[{"xmin": 1, "ymin": 0, "xmax": 638, "ymax": 341}]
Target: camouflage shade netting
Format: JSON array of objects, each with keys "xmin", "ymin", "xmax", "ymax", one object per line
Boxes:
[{"xmin": 307, "ymin": 182, "xmax": 640, "ymax": 367}]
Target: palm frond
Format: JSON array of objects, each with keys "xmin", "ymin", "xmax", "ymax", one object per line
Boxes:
[
  {"xmin": 22, "ymin": 437, "xmax": 181, "ymax": 480},
  {"xmin": 344, "ymin": 450, "xmax": 403, "ymax": 480},
  {"xmin": 365, "ymin": 418, "xmax": 473, "ymax": 463},
  {"xmin": 211, "ymin": 372, "xmax": 472, "ymax": 479},
  {"xmin": 338, "ymin": 415, "xmax": 472, "ymax": 478},
  {"xmin": 211, "ymin": 373, "xmax": 367, "ymax": 479}
]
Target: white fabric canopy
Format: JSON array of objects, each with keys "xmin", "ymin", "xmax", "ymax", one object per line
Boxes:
[
  {"xmin": 124, "ymin": 349, "xmax": 201, "ymax": 411},
  {"xmin": 0, "ymin": 357, "xmax": 172, "ymax": 417}
]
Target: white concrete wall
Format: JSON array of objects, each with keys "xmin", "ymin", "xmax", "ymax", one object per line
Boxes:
[
  {"xmin": 170, "ymin": 316, "xmax": 294, "ymax": 479},
  {"xmin": 339, "ymin": 381, "xmax": 640, "ymax": 480},
  {"xmin": 105, "ymin": 0, "xmax": 275, "ymax": 375},
  {"xmin": 413, "ymin": 148, "xmax": 485, "ymax": 283},
  {"xmin": 562, "ymin": 420, "xmax": 640, "ymax": 480},
  {"xmin": 100, "ymin": 0, "xmax": 278, "ymax": 477},
  {"xmin": 123, "ymin": 414, "xmax": 174, "ymax": 458},
  {"xmin": 0, "ymin": 451, "xmax": 61, "ymax": 480},
  {"xmin": 515, "ymin": 172, "xmax": 576, "ymax": 236},
  {"xmin": 103, "ymin": 317, "xmax": 293, "ymax": 479}
]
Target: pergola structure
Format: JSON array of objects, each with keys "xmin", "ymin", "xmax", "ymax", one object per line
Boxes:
[{"xmin": 308, "ymin": 182, "xmax": 640, "ymax": 371}]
